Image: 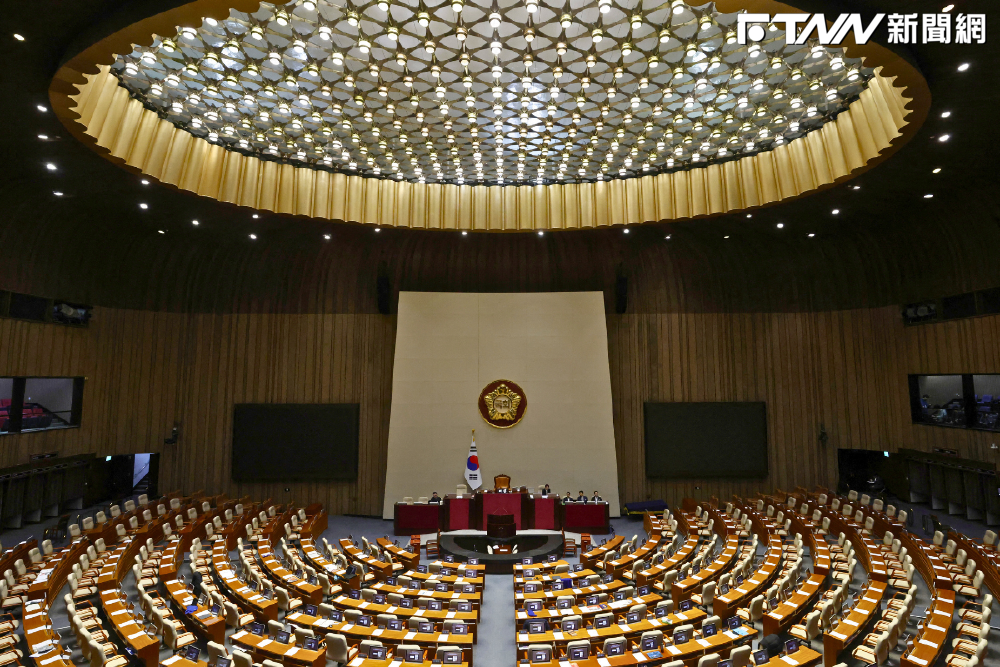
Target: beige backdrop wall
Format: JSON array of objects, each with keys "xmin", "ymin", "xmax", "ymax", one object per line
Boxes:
[{"xmin": 382, "ymin": 292, "xmax": 621, "ymax": 519}]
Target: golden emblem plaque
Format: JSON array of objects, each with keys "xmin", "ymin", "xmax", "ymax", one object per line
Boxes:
[{"xmin": 478, "ymin": 380, "xmax": 527, "ymax": 429}]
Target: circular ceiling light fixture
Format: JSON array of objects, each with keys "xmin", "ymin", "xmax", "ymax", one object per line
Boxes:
[
  {"xmin": 52, "ymin": 0, "xmax": 930, "ymax": 231},
  {"xmin": 105, "ymin": 0, "xmax": 878, "ymax": 188}
]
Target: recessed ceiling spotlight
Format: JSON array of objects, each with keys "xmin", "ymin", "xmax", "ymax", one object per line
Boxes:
[
  {"xmin": 924, "ymin": 194, "xmax": 934, "ymax": 198},
  {"xmin": 192, "ymin": 220, "xmax": 199, "ymax": 225},
  {"xmin": 37, "ymin": 134, "xmax": 48, "ymax": 140},
  {"xmin": 723, "ymin": 235, "xmax": 730, "ymax": 239},
  {"xmin": 36, "ymin": 105, "xmax": 47, "ymax": 112},
  {"xmin": 851, "ymin": 185, "xmax": 861, "ymax": 190},
  {"xmin": 249, "ymin": 233, "xmax": 257, "ymax": 240},
  {"xmin": 957, "ymin": 63, "xmax": 970, "ymax": 72},
  {"xmin": 942, "ymin": 4, "xmax": 954, "ymax": 11},
  {"xmin": 324, "ymin": 234, "xmax": 332, "ymax": 240},
  {"xmin": 538, "ymin": 231, "xmax": 544, "ymax": 236},
  {"xmin": 623, "ymin": 228, "xmax": 630, "ymax": 234},
  {"xmin": 776, "ymin": 223, "xmax": 784, "ymax": 229},
  {"xmin": 808, "ymin": 233, "xmax": 815, "ymax": 237},
  {"xmin": 831, "ymin": 209, "xmax": 840, "ymax": 215},
  {"xmin": 13, "ymin": 34, "xmax": 24, "ymax": 41},
  {"xmin": 746, "ymin": 214, "xmax": 752, "ymax": 218},
  {"xmin": 45, "ymin": 163, "xmax": 56, "ymax": 171},
  {"xmin": 375, "ymin": 227, "xmax": 381, "ymax": 232},
  {"xmin": 664, "ymin": 234, "xmax": 671, "ymax": 240},
  {"xmin": 941, "ymin": 111, "xmax": 952, "ymax": 118},
  {"xmin": 139, "ymin": 203, "xmax": 148, "ymax": 209},
  {"xmin": 932, "ymin": 167, "xmax": 942, "ymax": 174},
  {"xmin": 53, "ymin": 191, "xmax": 63, "ymax": 196},
  {"xmin": 141, "ymin": 179, "xmax": 149, "ymax": 185},
  {"xmin": 157, "ymin": 230, "xmax": 165, "ymax": 234},
  {"xmin": 461, "ymin": 231, "xmax": 467, "ymax": 236},
  {"xmin": 938, "ymin": 134, "xmax": 951, "ymax": 142}
]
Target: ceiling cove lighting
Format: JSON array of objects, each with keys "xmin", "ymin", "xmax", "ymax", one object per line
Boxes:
[{"xmin": 110, "ymin": 0, "xmax": 876, "ymax": 186}]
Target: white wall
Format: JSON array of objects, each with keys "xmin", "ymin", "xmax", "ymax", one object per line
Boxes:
[{"xmin": 382, "ymin": 292, "xmax": 620, "ymax": 519}]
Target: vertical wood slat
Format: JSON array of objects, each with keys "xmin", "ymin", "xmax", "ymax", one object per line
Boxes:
[{"xmin": 2, "ymin": 304, "xmax": 1000, "ymax": 514}]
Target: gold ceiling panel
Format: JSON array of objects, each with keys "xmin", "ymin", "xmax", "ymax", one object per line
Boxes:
[{"xmin": 51, "ymin": 0, "xmax": 929, "ymax": 231}]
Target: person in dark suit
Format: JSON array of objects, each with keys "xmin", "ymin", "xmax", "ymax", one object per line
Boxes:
[
  {"xmin": 543, "ymin": 484, "xmax": 551, "ymax": 495},
  {"xmin": 192, "ymin": 570, "xmax": 203, "ymax": 597},
  {"xmin": 591, "ymin": 491, "xmax": 603, "ymax": 502},
  {"xmin": 563, "ymin": 492, "xmax": 574, "ymax": 503},
  {"xmin": 576, "ymin": 491, "xmax": 588, "ymax": 502},
  {"xmin": 429, "ymin": 492, "xmax": 442, "ymax": 503}
]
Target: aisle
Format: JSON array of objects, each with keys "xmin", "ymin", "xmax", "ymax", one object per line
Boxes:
[{"xmin": 477, "ymin": 574, "xmax": 516, "ymax": 667}]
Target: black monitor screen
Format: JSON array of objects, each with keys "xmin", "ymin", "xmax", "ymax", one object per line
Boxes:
[
  {"xmin": 614, "ymin": 591, "xmax": 626, "ymax": 601},
  {"xmin": 303, "ymin": 638, "xmax": 319, "ymax": 651},
  {"xmin": 348, "ymin": 590, "xmax": 361, "ymax": 600},
  {"xmin": 673, "ymin": 630, "xmax": 689, "ymax": 644},
  {"xmin": 417, "ymin": 565, "xmax": 428, "ymax": 573},
  {"xmin": 606, "ymin": 642, "xmax": 625, "ymax": 656},
  {"xmin": 644, "ymin": 402, "xmax": 768, "ymax": 478},
  {"xmin": 357, "ymin": 616, "xmax": 372, "ymax": 627},
  {"xmin": 552, "ymin": 581, "xmax": 564, "ymax": 591},
  {"xmin": 443, "ymin": 652, "xmax": 462, "ymax": 664},
  {"xmin": 638, "ymin": 585, "xmax": 650, "ymax": 596},
  {"xmin": 388, "ymin": 619, "xmax": 403, "ymax": 631},
  {"xmin": 408, "ymin": 580, "xmax": 421, "ymax": 590},
  {"xmin": 523, "ymin": 557, "xmax": 533, "ymax": 565},
  {"xmin": 368, "ymin": 647, "xmax": 387, "ymax": 660},
  {"xmin": 586, "ymin": 595, "xmax": 599, "ymax": 606},
  {"xmin": 548, "ymin": 555, "xmax": 558, "ymax": 562},
  {"xmin": 374, "ymin": 594, "xmax": 387, "ymax": 604},
  {"xmin": 563, "ymin": 619, "xmax": 580, "ymax": 631},
  {"xmin": 216, "ymin": 659, "xmax": 231, "ymax": 667},
  {"xmin": 641, "ymin": 636, "xmax": 660, "ymax": 650},
  {"xmin": 754, "ymin": 651, "xmax": 770, "ymax": 665},
  {"xmin": 465, "ymin": 570, "xmax": 476, "ymax": 578},
  {"xmin": 428, "ymin": 600, "xmax": 442, "ymax": 611},
  {"xmin": 569, "ymin": 646, "xmax": 588, "ymax": 660},
  {"xmin": 400, "ymin": 598, "xmax": 414, "ymax": 609},
  {"xmin": 727, "ymin": 616, "xmax": 741, "ymax": 630},
  {"xmin": 785, "ymin": 640, "xmax": 799, "ymax": 654},
  {"xmin": 249, "ymin": 622, "xmax": 265, "ymax": 636},
  {"xmin": 626, "ymin": 611, "xmax": 641, "ymax": 624},
  {"xmin": 231, "ymin": 404, "xmax": 359, "ymax": 481},
  {"xmin": 602, "ymin": 574, "xmax": 613, "ymax": 584},
  {"xmin": 450, "ymin": 623, "xmax": 469, "ymax": 635},
  {"xmin": 679, "ymin": 600, "xmax": 692, "ymax": 612},
  {"xmin": 525, "ymin": 601, "xmax": 542, "ymax": 612},
  {"xmin": 719, "ymin": 661, "xmax": 732, "ymax": 667},
  {"xmin": 275, "ymin": 631, "xmax": 290, "ymax": 644},
  {"xmin": 418, "ymin": 622, "xmax": 434, "ymax": 633},
  {"xmin": 456, "ymin": 601, "xmax": 472, "ymax": 612},
  {"xmin": 445, "ymin": 555, "xmax": 455, "ymax": 563},
  {"xmin": 655, "ymin": 606, "xmax": 668, "ymax": 618},
  {"xmin": 527, "ymin": 621, "xmax": 546, "ymax": 634},
  {"xmin": 404, "ymin": 650, "xmax": 423, "ymax": 663},
  {"xmin": 467, "ymin": 559, "xmax": 478, "ymax": 565},
  {"xmin": 185, "ymin": 647, "xmax": 200, "ymax": 661},
  {"xmin": 595, "ymin": 616, "xmax": 611, "ymax": 629},
  {"xmin": 530, "ymin": 650, "xmax": 550, "ymax": 664},
  {"xmin": 703, "ymin": 623, "xmax": 717, "ymax": 637},
  {"xmin": 330, "ymin": 611, "xmax": 344, "ymax": 622},
  {"xmin": 303, "ymin": 604, "xmax": 317, "ymax": 616}
]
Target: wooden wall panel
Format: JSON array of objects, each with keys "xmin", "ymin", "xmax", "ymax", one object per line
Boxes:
[
  {"xmin": 606, "ymin": 307, "xmax": 912, "ymax": 510},
  {"xmin": 0, "ymin": 309, "xmax": 396, "ymax": 516}
]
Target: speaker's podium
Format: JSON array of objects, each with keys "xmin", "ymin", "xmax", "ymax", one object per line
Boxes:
[{"xmin": 486, "ymin": 513, "xmax": 515, "ymax": 539}]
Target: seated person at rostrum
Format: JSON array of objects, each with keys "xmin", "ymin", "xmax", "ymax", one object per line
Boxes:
[
  {"xmin": 591, "ymin": 490, "xmax": 603, "ymax": 502},
  {"xmin": 563, "ymin": 491, "xmax": 574, "ymax": 503},
  {"xmin": 429, "ymin": 491, "xmax": 442, "ymax": 503},
  {"xmin": 543, "ymin": 483, "xmax": 552, "ymax": 495},
  {"xmin": 576, "ymin": 490, "xmax": 588, "ymax": 502}
]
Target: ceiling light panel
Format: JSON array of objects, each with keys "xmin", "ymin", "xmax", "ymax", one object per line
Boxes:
[{"xmin": 111, "ymin": 0, "xmax": 873, "ymax": 185}]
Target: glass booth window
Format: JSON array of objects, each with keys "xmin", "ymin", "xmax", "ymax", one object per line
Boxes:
[
  {"xmin": 914, "ymin": 375, "xmax": 967, "ymax": 427},
  {"xmin": 972, "ymin": 375, "xmax": 1000, "ymax": 431},
  {"xmin": 0, "ymin": 378, "xmax": 12, "ymax": 433},
  {"xmin": 23, "ymin": 378, "xmax": 74, "ymax": 431}
]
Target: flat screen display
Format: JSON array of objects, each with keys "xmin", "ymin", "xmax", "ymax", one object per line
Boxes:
[
  {"xmin": 644, "ymin": 402, "xmax": 768, "ymax": 478},
  {"xmin": 231, "ymin": 403, "xmax": 359, "ymax": 481}
]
